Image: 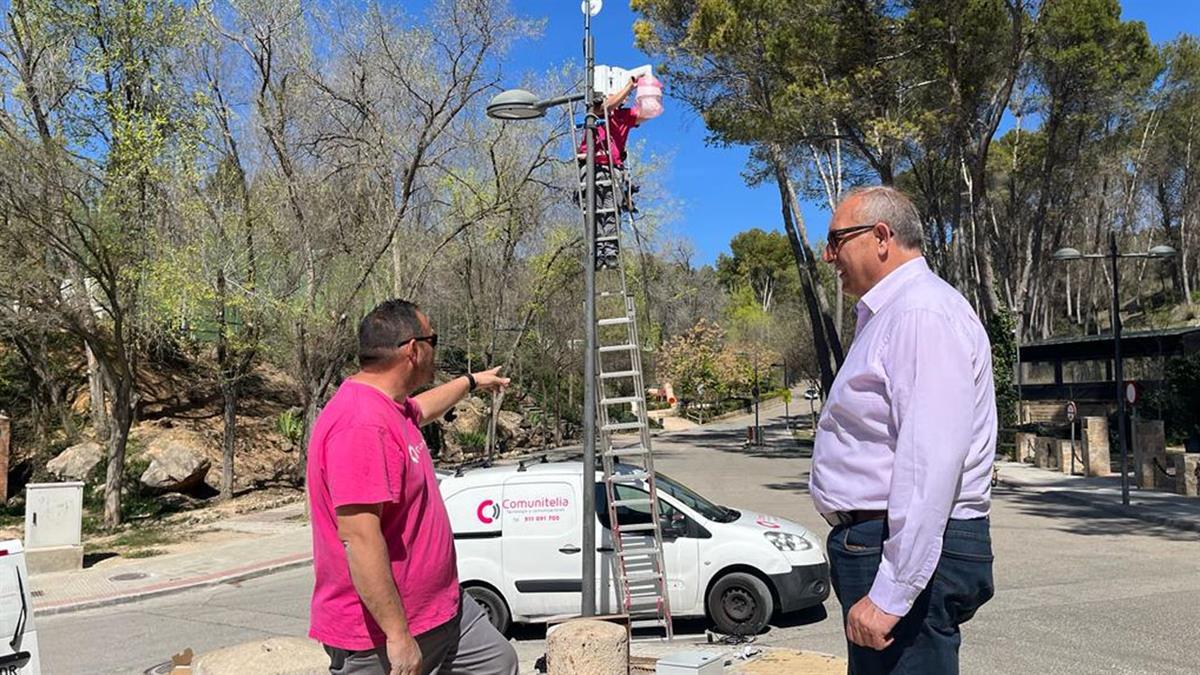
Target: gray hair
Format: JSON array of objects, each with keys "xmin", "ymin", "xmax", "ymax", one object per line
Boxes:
[{"xmin": 839, "ymin": 185, "xmax": 924, "ymax": 251}]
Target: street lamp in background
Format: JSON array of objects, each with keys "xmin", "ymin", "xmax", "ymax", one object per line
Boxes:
[
  {"xmin": 1051, "ymin": 232, "xmax": 1176, "ymax": 506},
  {"xmin": 485, "ymin": 0, "xmax": 602, "ymax": 618}
]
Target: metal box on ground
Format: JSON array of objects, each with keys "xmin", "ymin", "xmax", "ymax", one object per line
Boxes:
[
  {"xmin": 655, "ymin": 651, "xmax": 723, "ymax": 675},
  {"xmin": 23, "ymin": 482, "xmax": 84, "ymax": 574}
]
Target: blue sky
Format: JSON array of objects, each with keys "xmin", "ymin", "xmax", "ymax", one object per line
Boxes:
[{"xmin": 500, "ymin": 1, "xmax": 1199, "ymax": 266}]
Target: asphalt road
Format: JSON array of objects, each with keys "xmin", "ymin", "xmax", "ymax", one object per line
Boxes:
[{"xmin": 39, "ymin": 405, "xmax": 1200, "ymax": 674}]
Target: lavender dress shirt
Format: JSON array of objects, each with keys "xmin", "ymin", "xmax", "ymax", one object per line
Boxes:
[{"xmin": 811, "ymin": 257, "xmax": 996, "ymax": 616}]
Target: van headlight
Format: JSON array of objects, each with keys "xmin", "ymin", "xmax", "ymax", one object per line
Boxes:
[{"xmin": 764, "ymin": 531, "xmax": 813, "ymax": 552}]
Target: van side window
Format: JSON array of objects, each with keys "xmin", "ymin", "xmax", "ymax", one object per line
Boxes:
[{"xmin": 594, "ymin": 482, "xmax": 678, "ymax": 530}]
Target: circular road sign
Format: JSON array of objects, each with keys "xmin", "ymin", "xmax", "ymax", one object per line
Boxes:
[
  {"xmin": 1124, "ymin": 381, "xmax": 1139, "ymax": 406},
  {"xmin": 1066, "ymin": 401, "xmax": 1077, "ymax": 422}
]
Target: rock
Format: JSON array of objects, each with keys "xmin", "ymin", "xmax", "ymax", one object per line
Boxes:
[
  {"xmin": 496, "ymin": 410, "xmax": 524, "ymax": 442},
  {"xmin": 140, "ymin": 435, "xmax": 211, "ymax": 493},
  {"xmin": 546, "ymin": 619, "xmax": 628, "ymax": 675},
  {"xmin": 47, "ymin": 441, "xmax": 105, "ymax": 481},
  {"xmin": 193, "ymin": 637, "xmax": 327, "ymax": 675}
]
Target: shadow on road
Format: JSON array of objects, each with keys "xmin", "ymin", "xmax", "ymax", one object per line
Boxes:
[{"xmin": 993, "ymin": 485, "xmax": 1200, "ymax": 542}]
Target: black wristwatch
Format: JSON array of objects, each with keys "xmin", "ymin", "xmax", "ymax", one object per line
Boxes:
[{"xmin": 465, "ymin": 372, "xmax": 477, "ymax": 392}]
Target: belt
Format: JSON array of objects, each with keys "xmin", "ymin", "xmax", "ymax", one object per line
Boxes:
[{"xmin": 821, "ymin": 510, "xmax": 887, "ymax": 527}]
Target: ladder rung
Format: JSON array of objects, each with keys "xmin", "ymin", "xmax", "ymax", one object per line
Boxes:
[
  {"xmin": 601, "ymin": 396, "xmax": 640, "ymax": 405},
  {"xmin": 596, "ymin": 235, "xmax": 619, "ymax": 243},
  {"xmin": 605, "ymin": 445, "xmax": 649, "ymax": 458},
  {"xmin": 598, "ymin": 344, "xmax": 636, "ymax": 353},
  {"xmin": 615, "ymin": 522, "xmax": 658, "ymax": 532},
  {"xmin": 598, "ymin": 291, "xmax": 627, "ymax": 298},
  {"xmin": 600, "ymin": 370, "xmax": 639, "ymax": 379},
  {"xmin": 609, "ymin": 471, "xmax": 650, "ymax": 484},
  {"xmin": 602, "ymin": 421, "xmax": 643, "ymax": 432},
  {"xmin": 612, "ymin": 498, "xmax": 653, "ymax": 508},
  {"xmin": 629, "ymin": 618, "xmax": 669, "ymax": 630},
  {"xmin": 596, "ymin": 206, "xmax": 616, "ymax": 215},
  {"xmin": 617, "ymin": 548, "xmax": 661, "ymax": 559},
  {"xmin": 598, "ymin": 316, "xmax": 631, "ymax": 326},
  {"xmin": 625, "ymin": 570, "xmax": 663, "ymax": 582}
]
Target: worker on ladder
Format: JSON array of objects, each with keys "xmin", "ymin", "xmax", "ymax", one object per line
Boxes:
[{"xmin": 578, "ymin": 72, "xmax": 662, "ymax": 211}]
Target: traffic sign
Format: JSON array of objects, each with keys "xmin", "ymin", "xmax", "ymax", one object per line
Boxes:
[
  {"xmin": 803, "ymin": 387, "xmax": 819, "ymax": 401},
  {"xmin": 1124, "ymin": 381, "xmax": 1140, "ymax": 406},
  {"xmin": 1066, "ymin": 401, "xmax": 1077, "ymax": 423}
]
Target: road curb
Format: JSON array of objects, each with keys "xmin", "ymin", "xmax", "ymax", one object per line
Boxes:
[
  {"xmin": 995, "ymin": 476, "xmax": 1200, "ymax": 534},
  {"xmin": 34, "ymin": 553, "xmax": 313, "ymax": 617}
]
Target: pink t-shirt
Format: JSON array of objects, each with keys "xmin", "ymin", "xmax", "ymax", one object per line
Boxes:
[
  {"xmin": 307, "ymin": 380, "xmax": 459, "ymax": 650},
  {"xmin": 578, "ymin": 107, "xmax": 639, "ymax": 167}
]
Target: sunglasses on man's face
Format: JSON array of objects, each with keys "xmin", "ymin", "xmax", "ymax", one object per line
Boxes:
[
  {"xmin": 825, "ymin": 223, "xmax": 881, "ymax": 256},
  {"xmin": 402, "ymin": 334, "xmax": 438, "ymax": 349}
]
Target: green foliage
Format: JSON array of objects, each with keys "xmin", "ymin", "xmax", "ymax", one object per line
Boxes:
[
  {"xmin": 277, "ymin": 410, "xmax": 305, "ymax": 447},
  {"xmin": 716, "ymin": 228, "xmax": 798, "ymax": 312},
  {"xmin": 453, "ymin": 430, "xmax": 488, "ymax": 451},
  {"xmin": 986, "ymin": 308, "xmax": 1019, "ymax": 429},
  {"xmin": 1145, "ymin": 353, "xmax": 1200, "ymax": 445}
]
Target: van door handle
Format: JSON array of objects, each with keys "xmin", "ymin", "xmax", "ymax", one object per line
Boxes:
[
  {"xmin": 558, "ymin": 545, "xmax": 581, "ymax": 554},
  {"xmin": 597, "ymin": 547, "xmax": 613, "ymax": 553}
]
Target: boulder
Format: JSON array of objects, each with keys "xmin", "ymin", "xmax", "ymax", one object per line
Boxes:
[
  {"xmin": 140, "ymin": 435, "xmax": 211, "ymax": 493},
  {"xmin": 193, "ymin": 637, "xmax": 327, "ymax": 675},
  {"xmin": 546, "ymin": 619, "xmax": 628, "ymax": 675},
  {"xmin": 47, "ymin": 441, "xmax": 105, "ymax": 481}
]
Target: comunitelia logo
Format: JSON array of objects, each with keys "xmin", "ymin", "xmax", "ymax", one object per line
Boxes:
[{"xmin": 476, "ymin": 499, "xmax": 501, "ymax": 524}]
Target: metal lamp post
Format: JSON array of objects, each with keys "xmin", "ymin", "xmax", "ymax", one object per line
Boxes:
[
  {"xmin": 484, "ymin": 1, "xmax": 602, "ymax": 617},
  {"xmin": 1051, "ymin": 234, "xmax": 1176, "ymax": 506}
]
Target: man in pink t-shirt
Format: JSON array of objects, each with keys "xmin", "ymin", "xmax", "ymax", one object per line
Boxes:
[{"xmin": 308, "ymin": 299, "xmax": 516, "ymax": 675}]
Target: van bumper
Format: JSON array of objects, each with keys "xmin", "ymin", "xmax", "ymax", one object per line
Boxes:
[{"xmin": 769, "ymin": 562, "xmax": 830, "ymax": 613}]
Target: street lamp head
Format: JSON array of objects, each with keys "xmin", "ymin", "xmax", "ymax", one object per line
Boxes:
[
  {"xmin": 1147, "ymin": 245, "xmax": 1178, "ymax": 259},
  {"xmin": 486, "ymin": 89, "xmax": 544, "ymax": 120},
  {"xmin": 1051, "ymin": 247, "xmax": 1083, "ymax": 261}
]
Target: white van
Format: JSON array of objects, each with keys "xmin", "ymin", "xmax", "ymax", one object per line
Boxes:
[
  {"xmin": 0, "ymin": 540, "xmax": 41, "ymax": 675},
  {"xmin": 439, "ymin": 460, "xmax": 829, "ymax": 636}
]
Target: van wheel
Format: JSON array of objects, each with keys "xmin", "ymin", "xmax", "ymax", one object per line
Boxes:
[
  {"xmin": 465, "ymin": 585, "xmax": 511, "ymax": 636},
  {"xmin": 707, "ymin": 572, "xmax": 773, "ymax": 636}
]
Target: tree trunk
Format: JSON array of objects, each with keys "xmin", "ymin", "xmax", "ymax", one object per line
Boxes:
[
  {"xmin": 767, "ymin": 144, "xmax": 844, "ymax": 393},
  {"xmin": 87, "ymin": 344, "xmax": 110, "ymax": 440},
  {"xmin": 102, "ymin": 382, "xmax": 134, "ymax": 528},
  {"xmin": 221, "ymin": 383, "xmax": 237, "ymax": 500}
]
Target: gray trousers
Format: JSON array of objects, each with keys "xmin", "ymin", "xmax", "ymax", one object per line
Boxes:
[{"xmin": 324, "ymin": 593, "xmax": 519, "ymax": 675}]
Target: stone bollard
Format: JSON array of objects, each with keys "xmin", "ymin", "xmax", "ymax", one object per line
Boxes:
[
  {"xmin": 546, "ymin": 619, "xmax": 628, "ymax": 675},
  {"xmin": 1033, "ymin": 437, "xmax": 1058, "ymax": 470},
  {"xmin": 1133, "ymin": 420, "xmax": 1166, "ymax": 489},
  {"xmin": 1015, "ymin": 432, "xmax": 1038, "ymax": 463},
  {"xmin": 1056, "ymin": 439, "xmax": 1084, "ymax": 475},
  {"xmin": 1174, "ymin": 454, "xmax": 1200, "ymax": 497},
  {"xmin": 1081, "ymin": 417, "xmax": 1112, "ymax": 477}
]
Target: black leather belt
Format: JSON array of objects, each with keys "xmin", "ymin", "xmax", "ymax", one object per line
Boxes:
[{"xmin": 821, "ymin": 510, "xmax": 887, "ymax": 527}]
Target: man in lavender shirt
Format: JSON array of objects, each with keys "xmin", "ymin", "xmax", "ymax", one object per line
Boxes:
[{"xmin": 811, "ymin": 186, "xmax": 996, "ymax": 674}]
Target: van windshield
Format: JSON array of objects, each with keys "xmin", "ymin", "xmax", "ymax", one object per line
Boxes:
[{"xmin": 655, "ymin": 472, "xmax": 739, "ymax": 523}]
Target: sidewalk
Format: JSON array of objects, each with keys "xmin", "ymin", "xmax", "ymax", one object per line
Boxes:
[
  {"xmin": 994, "ymin": 460, "xmax": 1200, "ymax": 533},
  {"xmin": 30, "ymin": 501, "xmax": 313, "ymax": 615}
]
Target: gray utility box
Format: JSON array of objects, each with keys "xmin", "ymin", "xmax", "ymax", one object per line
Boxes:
[
  {"xmin": 23, "ymin": 482, "xmax": 85, "ymax": 574},
  {"xmin": 656, "ymin": 651, "xmax": 723, "ymax": 675}
]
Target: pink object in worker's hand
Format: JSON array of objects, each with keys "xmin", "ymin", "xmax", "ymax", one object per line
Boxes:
[{"xmin": 635, "ymin": 75, "xmax": 664, "ymax": 119}]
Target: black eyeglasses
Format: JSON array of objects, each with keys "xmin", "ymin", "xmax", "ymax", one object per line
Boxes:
[
  {"xmin": 825, "ymin": 223, "xmax": 880, "ymax": 256},
  {"xmin": 402, "ymin": 334, "xmax": 438, "ymax": 349}
]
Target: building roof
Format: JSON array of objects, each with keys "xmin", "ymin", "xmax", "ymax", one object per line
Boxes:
[{"xmin": 1020, "ymin": 324, "xmax": 1200, "ymax": 362}]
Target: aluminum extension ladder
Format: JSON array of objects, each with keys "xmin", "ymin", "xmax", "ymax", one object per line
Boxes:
[{"xmin": 574, "ymin": 113, "xmax": 673, "ymax": 638}]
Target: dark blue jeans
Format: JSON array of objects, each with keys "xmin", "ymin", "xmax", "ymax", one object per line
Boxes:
[{"xmin": 827, "ymin": 517, "xmax": 994, "ymax": 675}]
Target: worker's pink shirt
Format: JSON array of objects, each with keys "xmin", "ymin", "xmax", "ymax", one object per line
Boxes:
[
  {"xmin": 307, "ymin": 380, "xmax": 459, "ymax": 650},
  {"xmin": 579, "ymin": 106, "xmax": 639, "ymax": 167}
]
